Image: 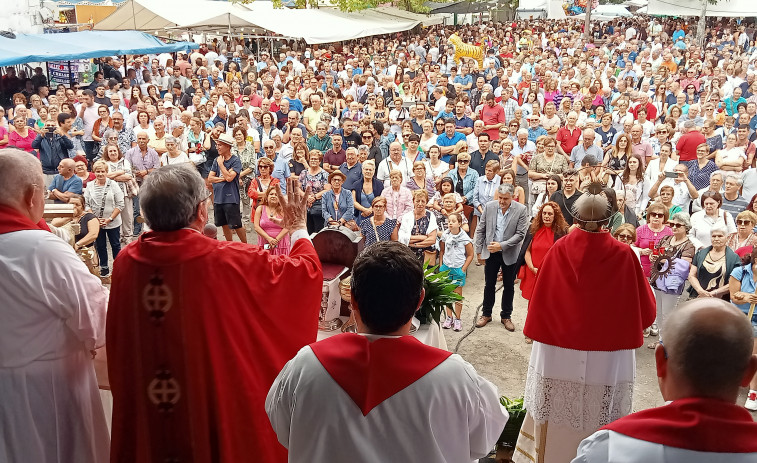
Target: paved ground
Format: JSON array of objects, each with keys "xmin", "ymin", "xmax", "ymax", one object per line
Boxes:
[{"xmin": 439, "ymin": 263, "xmax": 665, "ymax": 412}]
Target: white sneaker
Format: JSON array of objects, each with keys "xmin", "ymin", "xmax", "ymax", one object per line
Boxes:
[
  {"xmin": 649, "ymin": 323, "xmax": 659, "ymax": 337},
  {"xmin": 453, "ymin": 319, "xmax": 462, "ymax": 332},
  {"xmin": 746, "ymin": 391, "xmax": 757, "ymax": 411},
  {"xmin": 442, "ymin": 317, "xmax": 453, "ymax": 329}
]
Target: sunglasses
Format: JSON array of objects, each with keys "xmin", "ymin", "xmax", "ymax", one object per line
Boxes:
[
  {"xmin": 649, "ymin": 212, "xmax": 665, "ymax": 218},
  {"xmin": 669, "ymin": 223, "xmax": 684, "ymax": 228},
  {"xmin": 617, "ymin": 234, "xmax": 634, "ymax": 240},
  {"xmin": 737, "ymin": 219, "xmax": 753, "ymax": 225},
  {"xmin": 458, "ymin": 160, "xmax": 469, "ymax": 164}
]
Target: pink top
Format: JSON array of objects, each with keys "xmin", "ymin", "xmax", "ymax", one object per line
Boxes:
[
  {"xmin": 260, "ymin": 206, "xmax": 290, "ymax": 255},
  {"xmin": 10, "ymin": 129, "xmax": 37, "ymax": 155},
  {"xmin": 635, "ymin": 224, "xmax": 673, "ymax": 277},
  {"xmin": 381, "ymin": 186, "xmax": 413, "ymax": 220}
]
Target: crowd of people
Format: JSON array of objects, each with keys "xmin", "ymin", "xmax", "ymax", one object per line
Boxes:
[{"xmin": 3, "ymin": 12, "xmax": 757, "ymax": 463}]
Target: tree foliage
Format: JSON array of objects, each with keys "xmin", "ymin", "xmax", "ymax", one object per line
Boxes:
[{"xmin": 234, "ymin": 0, "xmax": 433, "ymax": 12}]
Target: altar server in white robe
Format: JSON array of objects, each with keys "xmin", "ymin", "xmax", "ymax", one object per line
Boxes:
[
  {"xmin": 0, "ymin": 148, "xmax": 110, "ymax": 463},
  {"xmin": 573, "ymin": 298, "xmax": 757, "ymax": 463},
  {"xmin": 266, "ymin": 241, "xmax": 508, "ymax": 463}
]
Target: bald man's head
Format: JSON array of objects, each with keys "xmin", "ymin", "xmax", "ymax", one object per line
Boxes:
[
  {"xmin": 659, "ymin": 299, "xmax": 757, "ymax": 402},
  {"xmin": 0, "ymin": 148, "xmax": 45, "ymax": 220}
]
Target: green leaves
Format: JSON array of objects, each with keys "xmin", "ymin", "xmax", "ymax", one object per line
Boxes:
[
  {"xmin": 499, "ymin": 396, "xmax": 526, "ymax": 417},
  {"xmin": 417, "ymin": 263, "xmax": 463, "ymax": 325}
]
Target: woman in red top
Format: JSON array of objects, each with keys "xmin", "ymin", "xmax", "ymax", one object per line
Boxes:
[
  {"xmin": 519, "ymin": 202, "xmax": 569, "ymax": 330},
  {"xmin": 73, "ymin": 155, "xmax": 96, "ymax": 188}
]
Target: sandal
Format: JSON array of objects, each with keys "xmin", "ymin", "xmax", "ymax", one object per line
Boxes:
[
  {"xmin": 524, "ymin": 336, "xmax": 533, "ymax": 344},
  {"xmin": 647, "ymin": 341, "xmax": 659, "ymax": 349}
]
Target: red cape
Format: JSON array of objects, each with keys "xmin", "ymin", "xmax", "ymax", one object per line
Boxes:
[
  {"xmin": 523, "ymin": 229, "xmax": 656, "ymax": 351},
  {"xmin": 603, "ymin": 397, "xmax": 757, "ymax": 453},
  {"xmin": 0, "ymin": 204, "xmax": 51, "ymax": 234},
  {"xmin": 107, "ymin": 229, "xmax": 322, "ymax": 463},
  {"xmin": 310, "ymin": 334, "xmax": 452, "ymax": 416}
]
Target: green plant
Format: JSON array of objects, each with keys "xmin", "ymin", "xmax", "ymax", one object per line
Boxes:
[
  {"xmin": 417, "ymin": 263, "xmax": 463, "ymax": 325},
  {"xmin": 499, "ymin": 396, "xmax": 527, "ymax": 448}
]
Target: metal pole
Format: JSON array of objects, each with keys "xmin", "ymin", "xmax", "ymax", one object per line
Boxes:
[
  {"xmin": 67, "ymin": 61, "xmax": 73, "ymax": 88},
  {"xmin": 583, "ymin": 0, "xmax": 592, "ymax": 42}
]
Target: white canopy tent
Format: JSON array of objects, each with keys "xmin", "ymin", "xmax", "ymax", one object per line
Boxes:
[
  {"xmin": 516, "ymin": 0, "xmax": 566, "ymax": 19},
  {"xmin": 647, "ymin": 0, "xmax": 757, "ymax": 16},
  {"xmin": 96, "ymin": 0, "xmax": 422, "ymax": 43},
  {"xmin": 94, "ymin": 0, "xmax": 253, "ymax": 32}
]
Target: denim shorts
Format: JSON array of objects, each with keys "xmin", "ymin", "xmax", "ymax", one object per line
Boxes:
[{"xmin": 440, "ymin": 265, "xmax": 466, "ymax": 287}]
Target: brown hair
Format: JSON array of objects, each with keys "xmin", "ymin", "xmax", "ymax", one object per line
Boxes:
[{"xmin": 529, "ymin": 201, "xmax": 569, "ymax": 235}]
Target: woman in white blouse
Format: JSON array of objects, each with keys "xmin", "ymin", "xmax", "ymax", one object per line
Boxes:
[{"xmin": 690, "ymin": 191, "xmax": 737, "ymax": 247}]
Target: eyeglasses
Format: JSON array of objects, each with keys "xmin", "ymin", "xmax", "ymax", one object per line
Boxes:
[
  {"xmin": 737, "ymin": 219, "xmax": 753, "ymax": 225},
  {"xmin": 649, "ymin": 212, "xmax": 665, "ymax": 218},
  {"xmin": 617, "ymin": 234, "xmax": 634, "ymax": 241}
]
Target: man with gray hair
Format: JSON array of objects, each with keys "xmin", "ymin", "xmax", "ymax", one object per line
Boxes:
[
  {"xmin": 107, "ymin": 172, "xmax": 323, "ymax": 463},
  {"xmin": 474, "ymin": 183, "xmax": 529, "ymax": 330},
  {"xmin": 570, "ymin": 128, "xmax": 603, "ymax": 168},
  {"xmin": 721, "ymin": 172, "xmax": 747, "ymax": 219},
  {"xmin": 0, "ymin": 148, "xmax": 109, "ymax": 463}
]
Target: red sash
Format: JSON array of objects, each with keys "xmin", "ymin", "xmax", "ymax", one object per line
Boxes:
[
  {"xmin": 310, "ymin": 333, "xmax": 452, "ymax": 416},
  {"xmin": 0, "ymin": 205, "xmax": 50, "ymax": 234},
  {"xmin": 603, "ymin": 397, "xmax": 757, "ymax": 453}
]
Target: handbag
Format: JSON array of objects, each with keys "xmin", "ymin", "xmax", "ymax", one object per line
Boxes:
[{"xmin": 530, "ymin": 180, "xmax": 546, "ymax": 195}]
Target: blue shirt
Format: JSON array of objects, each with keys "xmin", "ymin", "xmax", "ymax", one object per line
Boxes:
[
  {"xmin": 454, "ymin": 75, "xmax": 473, "ymax": 94},
  {"xmin": 730, "ymin": 264, "xmax": 757, "ymax": 325},
  {"xmin": 436, "ymin": 131, "xmax": 466, "ymax": 155},
  {"xmin": 211, "ymin": 155, "xmax": 243, "ymax": 204},
  {"xmin": 271, "ymin": 155, "xmax": 291, "ymax": 194},
  {"xmin": 49, "ymin": 174, "xmax": 83, "ymax": 204},
  {"xmin": 339, "ymin": 161, "xmax": 363, "ymax": 192},
  {"xmin": 285, "ymin": 97, "xmax": 304, "ymax": 113},
  {"xmin": 494, "ymin": 206, "xmax": 512, "ymax": 242}
]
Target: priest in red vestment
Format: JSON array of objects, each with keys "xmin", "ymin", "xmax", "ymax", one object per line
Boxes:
[
  {"xmin": 514, "ymin": 188, "xmax": 656, "ymax": 463},
  {"xmin": 266, "ymin": 241, "xmax": 508, "ymax": 463},
  {"xmin": 107, "ymin": 170, "xmax": 322, "ymax": 463},
  {"xmin": 573, "ymin": 298, "xmax": 757, "ymax": 463}
]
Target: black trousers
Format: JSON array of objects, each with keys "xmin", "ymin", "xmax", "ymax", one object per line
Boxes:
[
  {"xmin": 482, "ymin": 251, "xmax": 518, "ymax": 319},
  {"xmin": 307, "ymin": 211, "xmax": 325, "ymax": 235}
]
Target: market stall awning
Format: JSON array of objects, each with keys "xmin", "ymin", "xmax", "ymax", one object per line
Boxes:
[
  {"xmin": 368, "ymin": 6, "xmax": 445, "ymax": 26},
  {"xmin": 647, "ymin": 0, "xmax": 757, "ymax": 17},
  {"xmin": 425, "ymin": 0, "xmax": 494, "ymax": 14},
  {"xmin": 0, "ymin": 30, "xmax": 197, "ymax": 66}
]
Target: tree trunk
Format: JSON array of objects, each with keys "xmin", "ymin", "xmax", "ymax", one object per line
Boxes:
[{"xmin": 696, "ymin": 0, "xmax": 707, "ymax": 47}]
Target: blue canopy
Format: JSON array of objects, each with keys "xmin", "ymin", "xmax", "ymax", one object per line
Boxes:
[{"xmin": 0, "ymin": 30, "xmax": 197, "ymax": 66}]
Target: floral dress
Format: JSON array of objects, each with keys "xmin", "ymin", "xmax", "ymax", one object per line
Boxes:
[{"xmin": 299, "ymin": 169, "xmax": 329, "ymax": 217}]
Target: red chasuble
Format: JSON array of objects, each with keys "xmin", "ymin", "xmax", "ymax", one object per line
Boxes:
[
  {"xmin": 603, "ymin": 397, "xmax": 757, "ymax": 453},
  {"xmin": 107, "ymin": 229, "xmax": 322, "ymax": 463},
  {"xmin": 310, "ymin": 333, "xmax": 452, "ymax": 416},
  {"xmin": 523, "ymin": 229, "xmax": 656, "ymax": 351}
]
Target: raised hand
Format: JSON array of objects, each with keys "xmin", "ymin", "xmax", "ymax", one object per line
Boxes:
[{"xmin": 280, "ymin": 176, "xmax": 310, "ymax": 232}]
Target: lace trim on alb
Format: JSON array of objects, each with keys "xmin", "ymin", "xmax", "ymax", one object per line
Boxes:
[{"xmin": 523, "ymin": 365, "xmax": 634, "ymax": 431}]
